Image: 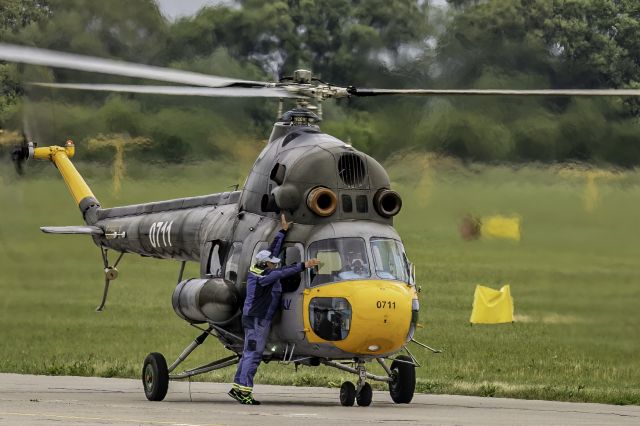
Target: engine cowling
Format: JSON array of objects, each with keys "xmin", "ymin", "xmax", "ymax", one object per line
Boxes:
[{"xmin": 172, "ymin": 278, "xmax": 239, "ymax": 323}]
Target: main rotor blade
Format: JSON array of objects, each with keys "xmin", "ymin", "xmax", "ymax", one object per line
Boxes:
[
  {"xmin": 0, "ymin": 43, "xmax": 270, "ymax": 88},
  {"xmin": 30, "ymin": 82, "xmax": 298, "ymax": 98},
  {"xmin": 348, "ymin": 88, "xmax": 640, "ymax": 97}
]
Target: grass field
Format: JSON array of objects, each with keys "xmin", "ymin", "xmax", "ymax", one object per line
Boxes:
[{"xmin": 1, "ymin": 154, "xmax": 639, "ymax": 405}]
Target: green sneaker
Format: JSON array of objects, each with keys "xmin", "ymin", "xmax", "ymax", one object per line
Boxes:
[{"xmin": 228, "ymin": 388, "xmax": 261, "ymax": 405}]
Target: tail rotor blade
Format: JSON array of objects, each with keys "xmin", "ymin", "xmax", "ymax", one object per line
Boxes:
[{"xmin": 10, "ymin": 140, "xmax": 28, "ymax": 175}]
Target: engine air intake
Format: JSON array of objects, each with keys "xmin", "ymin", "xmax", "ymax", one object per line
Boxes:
[{"xmin": 338, "ymin": 153, "xmax": 366, "ymax": 188}]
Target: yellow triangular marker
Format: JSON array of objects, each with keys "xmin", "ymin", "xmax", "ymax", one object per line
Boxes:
[{"xmin": 470, "ymin": 285, "xmax": 514, "ymax": 324}]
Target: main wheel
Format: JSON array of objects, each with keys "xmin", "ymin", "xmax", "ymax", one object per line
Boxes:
[
  {"xmin": 388, "ymin": 355, "xmax": 416, "ymax": 404},
  {"xmin": 339, "ymin": 381, "xmax": 356, "ymax": 406},
  {"xmin": 142, "ymin": 352, "xmax": 169, "ymax": 401},
  {"xmin": 356, "ymin": 382, "xmax": 373, "ymax": 407}
]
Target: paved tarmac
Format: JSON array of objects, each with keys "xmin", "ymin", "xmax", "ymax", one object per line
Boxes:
[{"xmin": 0, "ymin": 373, "xmax": 639, "ymax": 425}]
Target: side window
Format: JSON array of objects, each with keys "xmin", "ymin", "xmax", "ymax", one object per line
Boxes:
[
  {"xmin": 280, "ymin": 243, "xmax": 304, "ymax": 292},
  {"xmin": 224, "ymin": 242, "xmax": 242, "ymax": 283},
  {"xmin": 207, "ymin": 240, "xmax": 226, "ymax": 278},
  {"xmin": 356, "ymin": 195, "xmax": 368, "ymax": 213},
  {"xmin": 370, "ymin": 238, "xmax": 410, "ymax": 282},
  {"xmin": 342, "ymin": 194, "xmax": 353, "ymax": 213}
]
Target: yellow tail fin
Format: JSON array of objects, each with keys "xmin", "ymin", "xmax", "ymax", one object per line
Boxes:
[{"xmin": 31, "ymin": 140, "xmax": 100, "ymax": 220}]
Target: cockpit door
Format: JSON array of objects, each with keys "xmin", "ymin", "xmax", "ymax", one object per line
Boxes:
[{"xmin": 274, "ymin": 242, "xmax": 306, "ymax": 342}]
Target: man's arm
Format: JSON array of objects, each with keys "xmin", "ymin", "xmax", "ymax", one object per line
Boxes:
[
  {"xmin": 268, "ymin": 214, "xmax": 291, "ymax": 257},
  {"xmin": 268, "ymin": 230, "xmax": 287, "ymax": 259},
  {"xmin": 258, "ymin": 263, "xmax": 304, "ymax": 286},
  {"xmin": 258, "ymin": 259, "xmax": 321, "ymax": 287}
]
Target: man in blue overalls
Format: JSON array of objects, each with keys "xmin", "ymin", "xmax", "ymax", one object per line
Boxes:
[{"xmin": 229, "ymin": 214, "xmax": 320, "ymax": 405}]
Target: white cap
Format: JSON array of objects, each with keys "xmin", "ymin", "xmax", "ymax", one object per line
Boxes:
[{"xmin": 256, "ymin": 250, "xmax": 280, "ymax": 264}]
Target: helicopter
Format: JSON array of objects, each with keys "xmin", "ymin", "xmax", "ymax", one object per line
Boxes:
[{"xmin": 2, "ymin": 43, "xmax": 640, "ymax": 407}]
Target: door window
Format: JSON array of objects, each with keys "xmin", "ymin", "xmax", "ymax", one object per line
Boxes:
[
  {"xmin": 224, "ymin": 242, "xmax": 242, "ymax": 282},
  {"xmin": 279, "ymin": 243, "xmax": 304, "ymax": 292},
  {"xmin": 207, "ymin": 240, "xmax": 225, "ymax": 277}
]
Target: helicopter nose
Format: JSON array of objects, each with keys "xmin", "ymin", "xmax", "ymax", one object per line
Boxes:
[{"xmin": 303, "ymin": 280, "xmax": 418, "ymax": 355}]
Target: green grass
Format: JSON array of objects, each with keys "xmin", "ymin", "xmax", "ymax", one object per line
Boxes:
[{"xmin": 1, "ymin": 155, "xmax": 639, "ymax": 405}]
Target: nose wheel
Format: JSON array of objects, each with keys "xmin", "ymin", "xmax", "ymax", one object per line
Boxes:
[
  {"xmin": 356, "ymin": 382, "xmax": 372, "ymax": 406},
  {"xmin": 339, "ymin": 381, "xmax": 372, "ymax": 406},
  {"xmin": 339, "ymin": 381, "xmax": 356, "ymax": 406},
  {"xmin": 339, "ymin": 360, "xmax": 373, "ymax": 406}
]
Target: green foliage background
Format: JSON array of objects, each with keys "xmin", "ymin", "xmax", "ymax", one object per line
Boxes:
[{"xmin": 1, "ymin": 0, "xmax": 640, "ymax": 165}]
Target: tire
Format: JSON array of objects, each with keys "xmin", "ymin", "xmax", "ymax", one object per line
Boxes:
[
  {"xmin": 142, "ymin": 352, "xmax": 169, "ymax": 401},
  {"xmin": 356, "ymin": 382, "xmax": 373, "ymax": 407},
  {"xmin": 339, "ymin": 381, "xmax": 356, "ymax": 407},
  {"xmin": 388, "ymin": 355, "xmax": 415, "ymax": 404}
]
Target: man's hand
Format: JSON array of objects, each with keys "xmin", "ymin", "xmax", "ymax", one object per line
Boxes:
[
  {"xmin": 281, "ymin": 213, "xmax": 292, "ymax": 231},
  {"xmin": 305, "ymin": 258, "xmax": 321, "ymax": 269}
]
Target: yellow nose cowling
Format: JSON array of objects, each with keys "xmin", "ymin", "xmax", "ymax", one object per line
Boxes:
[{"xmin": 303, "ymin": 280, "xmax": 416, "ymax": 356}]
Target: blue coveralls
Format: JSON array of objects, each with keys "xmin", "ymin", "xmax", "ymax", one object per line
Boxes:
[{"xmin": 233, "ymin": 229, "xmax": 305, "ymax": 390}]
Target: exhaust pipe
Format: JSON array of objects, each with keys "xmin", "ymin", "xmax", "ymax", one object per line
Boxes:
[
  {"xmin": 373, "ymin": 189, "xmax": 402, "ymax": 218},
  {"xmin": 307, "ymin": 186, "xmax": 337, "ymax": 217}
]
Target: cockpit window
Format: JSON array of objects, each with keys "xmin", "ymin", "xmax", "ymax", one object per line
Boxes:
[
  {"xmin": 370, "ymin": 238, "xmax": 410, "ymax": 282},
  {"xmin": 308, "ymin": 238, "xmax": 370, "ymax": 286}
]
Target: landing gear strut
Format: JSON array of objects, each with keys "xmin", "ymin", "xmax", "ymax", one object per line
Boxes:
[
  {"xmin": 96, "ymin": 248, "xmax": 124, "ymax": 311},
  {"xmin": 142, "ymin": 325, "xmax": 241, "ymax": 402},
  {"xmin": 354, "ymin": 360, "xmax": 372, "ymax": 406}
]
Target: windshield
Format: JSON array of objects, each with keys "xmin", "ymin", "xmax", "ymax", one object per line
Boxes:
[
  {"xmin": 370, "ymin": 238, "xmax": 410, "ymax": 282},
  {"xmin": 308, "ymin": 238, "xmax": 370, "ymax": 286}
]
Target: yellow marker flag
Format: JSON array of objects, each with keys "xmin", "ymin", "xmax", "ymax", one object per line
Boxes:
[
  {"xmin": 470, "ymin": 285, "xmax": 514, "ymax": 324},
  {"xmin": 480, "ymin": 215, "xmax": 521, "ymax": 241}
]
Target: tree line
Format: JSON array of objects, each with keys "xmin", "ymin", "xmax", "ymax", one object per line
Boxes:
[{"xmin": 1, "ymin": 0, "xmax": 639, "ymax": 166}]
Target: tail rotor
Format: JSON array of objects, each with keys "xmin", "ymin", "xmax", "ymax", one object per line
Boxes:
[{"xmin": 10, "ymin": 135, "xmax": 31, "ymax": 175}]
